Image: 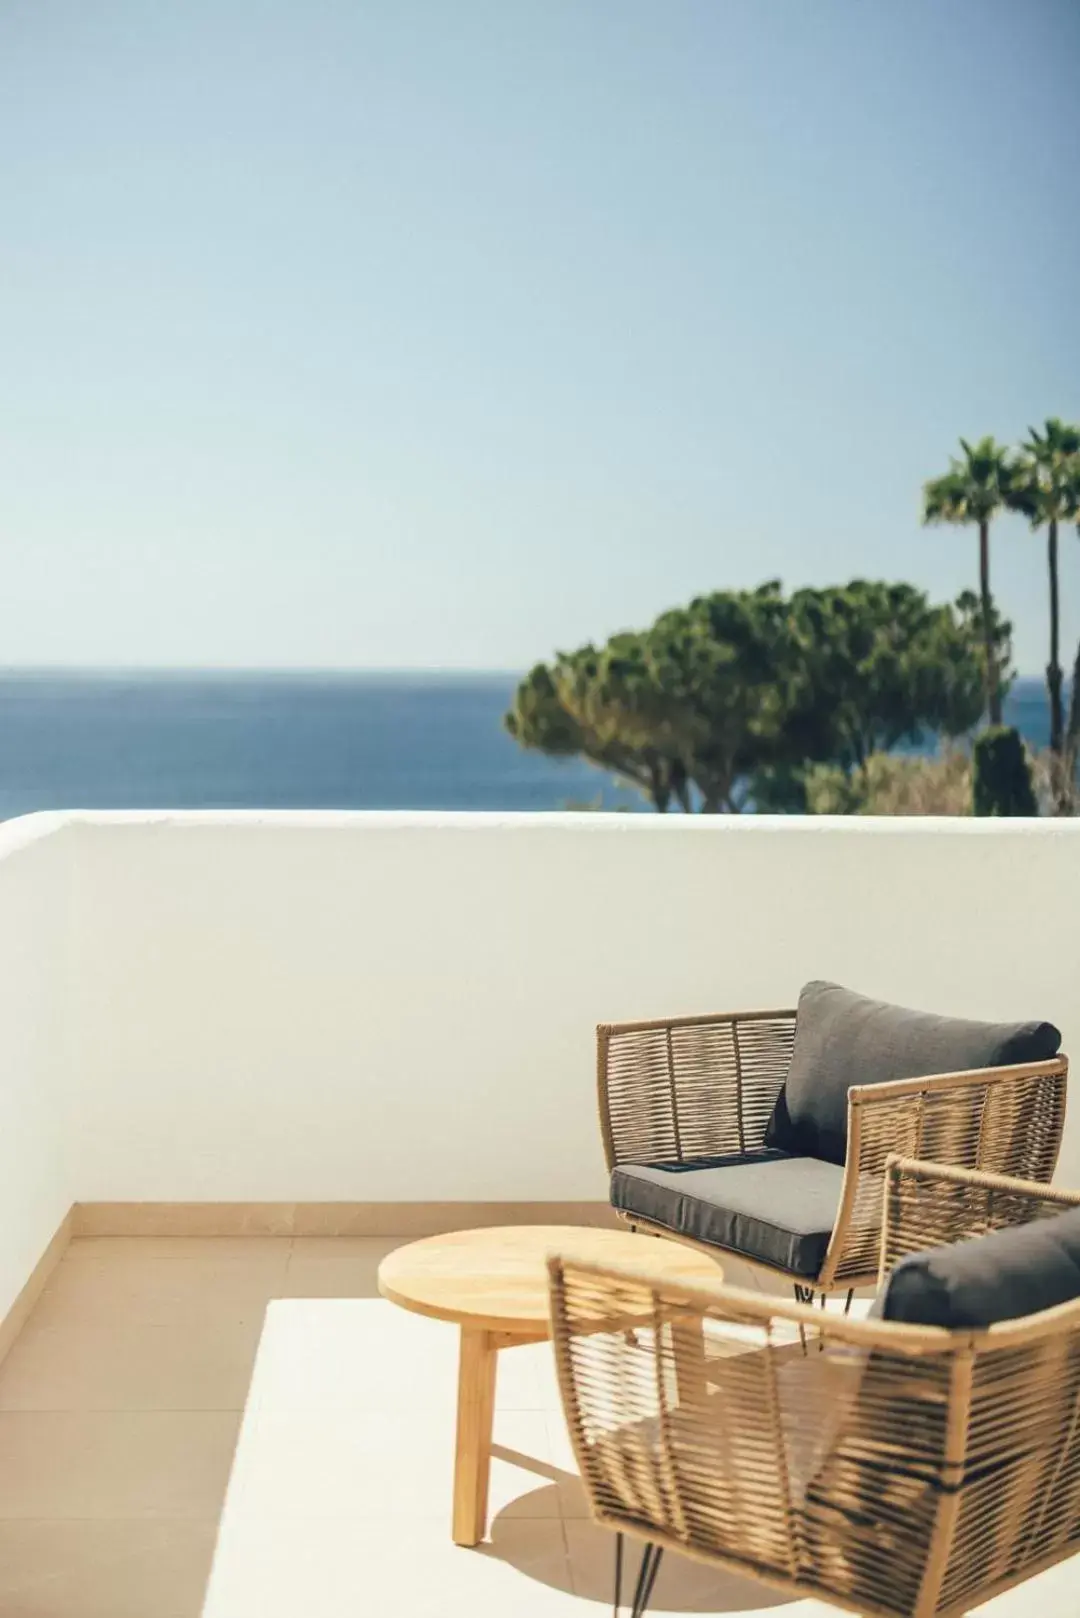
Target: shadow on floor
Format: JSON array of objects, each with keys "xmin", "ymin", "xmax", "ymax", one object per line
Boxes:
[{"xmin": 485, "ymin": 1448, "xmax": 795, "ymax": 1612}]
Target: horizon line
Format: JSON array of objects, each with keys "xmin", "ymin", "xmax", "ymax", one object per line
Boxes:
[
  {"xmin": 0, "ymin": 663, "xmax": 1059, "ymax": 685},
  {"xmin": 0, "ymin": 663, "xmax": 528, "ymax": 677}
]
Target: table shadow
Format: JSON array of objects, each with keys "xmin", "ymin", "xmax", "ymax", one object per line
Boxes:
[{"xmin": 483, "ymin": 1446, "xmax": 796, "ymax": 1613}]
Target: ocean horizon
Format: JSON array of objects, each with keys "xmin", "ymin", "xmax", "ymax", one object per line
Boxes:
[{"xmin": 0, "ymin": 668, "xmax": 1061, "ymax": 823}]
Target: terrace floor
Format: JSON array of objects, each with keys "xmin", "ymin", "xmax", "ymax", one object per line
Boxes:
[{"xmin": 0, "ymin": 1234, "xmax": 1077, "ymax": 1617}]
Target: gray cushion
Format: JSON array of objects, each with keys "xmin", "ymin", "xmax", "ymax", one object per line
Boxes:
[
  {"xmin": 766, "ymin": 980, "xmax": 1061, "ymax": 1166},
  {"xmin": 882, "ymin": 1207, "xmax": 1080, "ymax": 1329},
  {"xmin": 610, "ymin": 1152, "xmax": 844, "ymax": 1278}
]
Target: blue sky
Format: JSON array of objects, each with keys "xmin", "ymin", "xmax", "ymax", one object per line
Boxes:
[{"xmin": 2, "ymin": 0, "xmax": 1078, "ymax": 672}]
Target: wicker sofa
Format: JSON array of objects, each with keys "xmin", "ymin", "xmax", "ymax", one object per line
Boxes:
[
  {"xmin": 549, "ymin": 1155, "xmax": 1080, "ymax": 1618},
  {"xmin": 599, "ymin": 981, "xmax": 1068, "ymax": 1298}
]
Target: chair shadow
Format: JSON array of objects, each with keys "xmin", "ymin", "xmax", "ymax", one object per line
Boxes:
[{"xmin": 484, "ymin": 1446, "xmax": 796, "ymax": 1613}]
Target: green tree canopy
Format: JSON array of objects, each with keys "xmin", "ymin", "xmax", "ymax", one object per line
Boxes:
[
  {"xmin": 504, "ymin": 644, "xmax": 685, "ymax": 811},
  {"xmin": 506, "ymin": 579, "xmax": 1005, "ymax": 812},
  {"xmin": 637, "ymin": 584, "xmax": 796, "ymax": 811},
  {"xmin": 785, "ymin": 581, "xmax": 1010, "ymax": 773}
]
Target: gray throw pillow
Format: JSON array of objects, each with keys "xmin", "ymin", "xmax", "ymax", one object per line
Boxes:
[
  {"xmin": 766, "ymin": 980, "xmax": 1061, "ymax": 1166},
  {"xmin": 882, "ymin": 1207, "xmax": 1080, "ymax": 1328}
]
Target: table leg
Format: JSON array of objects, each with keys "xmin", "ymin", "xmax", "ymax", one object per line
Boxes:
[
  {"xmin": 452, "ymin": 1326, "xmax": 497, "ymax": 1546},
  {"xmin": 673, "ymin": 1314, "xmax": 710, "ymax": 1411}
]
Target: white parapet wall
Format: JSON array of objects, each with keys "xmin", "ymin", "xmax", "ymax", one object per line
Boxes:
[
  {"xmin": 64, "ymin": 811, "xmax": 1080, "ymax": 1199},
  {"xmin": 0, "ymin": 811, "xmax": 1079, "ymax": 1291},
  {"xmin": 0, "ymin": 816, "xmax": 74, "ymax": 1321}
]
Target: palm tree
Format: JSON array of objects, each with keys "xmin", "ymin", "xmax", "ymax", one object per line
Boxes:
[
  {"xmin": 1064, "ymin": 463, "xmax": 1080, "ymax": 806},
  {"xmin": 1010, "ymin": 419, "xmax": 1080, "ymax": 769},
  {"xmin": 922, "ymin": 436, "xmax": 1015, "ymax": 726}
]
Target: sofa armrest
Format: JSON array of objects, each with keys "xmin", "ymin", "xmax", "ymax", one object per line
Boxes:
[
  {"xmin": 817, "ymin": 1056, "xmax": 1068, "ymax": 1290},
  {"xmin": 597, "ymin": 1008, "xmax": 796, "ymax": 1169},
  {"xmin": 879, "ymin": 1153, "xmax": 1080, "ymax": 1282}
]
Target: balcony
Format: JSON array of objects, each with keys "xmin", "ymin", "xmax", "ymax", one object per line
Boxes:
[{"xmin": 0, "ymin": 809, "xmax": 1078, "ymax": 1616}]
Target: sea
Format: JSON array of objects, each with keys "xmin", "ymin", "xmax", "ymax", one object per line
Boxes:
[{"xmin": 0, "ymin": 670, "xmax": 1059, "ymax": 823}]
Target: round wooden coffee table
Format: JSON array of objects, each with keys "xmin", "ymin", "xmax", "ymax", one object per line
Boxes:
[{"xmin": 377, "ymin": 1225, "xmax": 723, "ymax": 1545}]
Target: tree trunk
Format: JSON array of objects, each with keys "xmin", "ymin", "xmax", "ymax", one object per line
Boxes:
[
  {"xmin": 1063, "ymin": 636, "xmax": 1080, "ymax": 814},
  {"xmin": 1047, "ymin": 519, "xmax": 1064, "ymax": 756},
  {"xmin": 697, "ymin": 771, "xmax": 730, "ymax": 813},
  {"xmin": 979, "ymin": 521, "xmax": 1002, "ymax": 724},
  {"xmin": 670, "ymin": 758, "xmax": 692, "ymax": 813}
]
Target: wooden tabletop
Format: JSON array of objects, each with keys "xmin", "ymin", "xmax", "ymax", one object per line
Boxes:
[{"xmin": 377, "ymin": 1224, "xmax": 724, "ymax": 1334}]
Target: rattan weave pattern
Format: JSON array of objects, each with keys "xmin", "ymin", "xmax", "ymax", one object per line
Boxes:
[
  {"xmin": 882, "ymin": 1155, "xmax": 1080, "ymax": 1273},
  {"xmin": 597, "ymin": 1007, "xmax": 1068, "ymax": 1292},
  {"xmin": 821, "ymin": 1060, "xmax": 1068, "ymax": 1288},
  {"xmin": 549, "ymin": 1157, "xmax": 1080, "ymax": 1617},
  {"xmin": 597, "ymin": 1010, "xmax": 797, "ymax": 1170}
]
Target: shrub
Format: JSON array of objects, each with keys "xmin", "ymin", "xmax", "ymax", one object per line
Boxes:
[
  {"xmin": 805, "ymin": 750, "xmax": 973, "ymax": 816},
  {"xmin": 972, "ymin": 726, "xmax": 1038, "ymax": 817},
  {"xmin": 1029, "ymin": 748, "xmax": 1080, "ymax": 817}
]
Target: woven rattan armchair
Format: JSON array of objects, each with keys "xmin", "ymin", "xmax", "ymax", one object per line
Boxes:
[
  {"xmin": 599, "ymin": 1002, "xmax": 1068, "ymax": 1299},
  {"xmin": 549, "ymin": 1155, "xmax": 1080, "ymax": 1618}
]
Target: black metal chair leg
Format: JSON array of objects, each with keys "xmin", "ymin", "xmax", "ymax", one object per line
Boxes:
[
  {"xmin": 793, "ymin": 1282, "xmax": 815, "ymax": 1354},
  {"xmin": 612, "ymin": 1536, "xmax": 664, "ymax": 1618},
  {"xmin": 630, "ymin": 1542, "xmax": 664, "ymax": 1618}
]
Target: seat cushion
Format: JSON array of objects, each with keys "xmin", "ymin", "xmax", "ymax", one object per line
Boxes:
[
  {"xmin": 765, "ymin": 980, "xmax": 1061, "ymax": 1166},
  {"xmin": 881, "ymin": 1205, "xmax": 1080, "ymax": 1329},
  {"xmin": 610, "ymin": 1151, "xmax": 844, "ymax": 1278}
]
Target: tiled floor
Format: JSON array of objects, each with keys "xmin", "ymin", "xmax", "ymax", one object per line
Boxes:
[
  {"xmin": 0, "ymin": 1235, "xmax": 351, "ymax": 1617},
  {"xmin": 1, "ymin": 1236, "xmax": 1078, "ymax": 1617}
]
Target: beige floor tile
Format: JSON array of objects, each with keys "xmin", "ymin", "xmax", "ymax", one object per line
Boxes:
[
  {"xmin": 0, "ymin": 1251, "xmax": 1073, "ymax": 1618},
  {"xmin": 30, "ymin": 1253, "xmax": 283, "ymax": 1329},
  {"xmin": 245, "ymin": 1299, "xmax": 557, "ymax": 1417},
  {"xmin": 0, "ymin": 1315, "xmax": 266, "ymax": 1411},
  {"xmin": 233, "ymin": 1301, "xmax": 565, "ymax": 1526},
  {"xmin": 205, "ymin": 1507, "xmax": 1080, "ymax": 1618},
  {"xmin": 562, "ymin": 1518, "xmax": 798, "ymax": 1611},
  {"xmin": 221, "ymin": 1406, "xmax": 449, "ymax": 1520},
  {"xmin": 0, "ymin": 1411, "xmax": 240, "ymax": 1518},
  {"xmin": 246, "ymin": 1300, "xmax": 458, "ymax": 1414},
  {"xmin": 541, "ymin": 1409, "xmax": 589, "ymax": 1518},
  {"xmin": 488, "ymin": 1413, "xmax": 563, "ymax": 1522},
  {"xmin": 496, "ymin": 1336, "xmax": 560, "ymax": 1411},
  {"xmin": 0, "ymin": 1519, "xmax": 218, "ymax": 1618},
  {"xmin": 203, "ymin": 1515, "xmax": 575, "ymax": 1618},
  {"xmin": 222, "ymin": 1404, "xmax": 556, "ymax": 1522},
  {"xmin": 283, "ymin": 1236, "xmax": 403, "ymax": 1297}
]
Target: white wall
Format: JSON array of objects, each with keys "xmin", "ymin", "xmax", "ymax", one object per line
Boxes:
[
  {"xmin": 0, "ymin": 816, "xmax": 73, "ymax": 1319},
  {"xmin": 0, "ymin": 808, "xmax": 1077, "ymax": 1277},
  {"xmin": 58, "ymin": 811, "xmax": 1080, "ymax": 1202}
]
